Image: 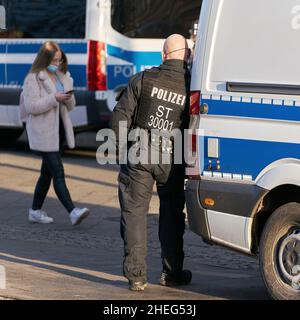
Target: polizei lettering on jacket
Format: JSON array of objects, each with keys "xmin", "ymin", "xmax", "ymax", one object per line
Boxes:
[
  {"xmin": 150, "ymin": 87, "xmax": 186, "ymax": 106},
  {"xmin": 144, "ymin": 86, "xmax": 186, "ymax": 131}
]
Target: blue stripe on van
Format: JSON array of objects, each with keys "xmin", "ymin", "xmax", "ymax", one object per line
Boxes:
[
  {"xmin": 57, "ymin": 42, "xmax": 87, "ymax": 54},
  {"xmin": 68, "ymin": 65, "xmax": 86, "ymax": 87},
  {"xmin": 7, "ymin": 43, "xmax": 42, "ymax": 54},
  {"xmin": 0, "ymin": 64, "xmax": 5, "ymax": 84},
  {"xmin": 0, "ymin": 44, "xmax": 5, "ymax": 53},
  {"xmin": 7, "ymin": 42, "xmax": 87, "ymax": 54},
  {"xmin": 106, "ymin": 44, "xmax": 161, "ymax": 90},
  {"xmin": 107, "ymin": 44, "xmax": 161, "ymax": 66},
  {"xmin": 201, "ymin": 99, "xmax": 300, "ymax": 122},
  {"xmin": 6, "ymin": 64, "xmax": 31, "ymax": 85},
  {"xmin": 6, "ymin": 64, "xmax": 86, "ymax": 87},
  {"xmin": 202, "ymin": 136, "xmax": 300, "ymax": 179}
]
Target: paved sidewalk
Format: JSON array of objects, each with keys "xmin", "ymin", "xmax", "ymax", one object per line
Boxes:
[{"xmin": 0, "ymin": 148, "xmax": 269, "ymax": 300}]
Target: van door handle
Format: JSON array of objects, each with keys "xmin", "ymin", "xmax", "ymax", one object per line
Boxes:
[{"xmin": 200, "ymin": 103, "xmax": 209, "ymax": 114}]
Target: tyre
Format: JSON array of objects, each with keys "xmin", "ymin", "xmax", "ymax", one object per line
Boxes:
[
  {"xmin": 0, "ymin": 128, "xmax": 24, "ymax": 146},
  {"xmin": 260, "ymin": 202, "xmax": 300, "ymax": 300}
]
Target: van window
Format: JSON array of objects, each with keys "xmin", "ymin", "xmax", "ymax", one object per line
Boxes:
[
  {"xmin": 0, "ymin": 0, "xmax": 86, "ymax": 39},
  {"xmin": 111, "ymin": 0, "xmax": 202, "ymax": 39}
]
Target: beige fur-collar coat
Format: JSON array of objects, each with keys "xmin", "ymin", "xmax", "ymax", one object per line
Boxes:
[{"xmin": 23, "ymin": 70, "xmax": 76, "ymax": 152}]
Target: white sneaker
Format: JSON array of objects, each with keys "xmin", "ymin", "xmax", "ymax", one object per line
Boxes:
[
  {"xmin": 70, "ymin": 208, "xmax": 90, "ymax": 226},
  {"xmin": 28, "ymin": 209, "xmax": 54, "ymax": 224}
]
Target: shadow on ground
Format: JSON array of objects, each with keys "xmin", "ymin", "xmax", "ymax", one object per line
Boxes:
[{"xmin": 0, "ymin": 186, "xmax": 270, "ymax": 300}]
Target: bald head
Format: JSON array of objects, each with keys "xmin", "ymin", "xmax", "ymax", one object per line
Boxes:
[{"xmin": 162, "ymin": 34, "xmax": 189, "ymax": 62}]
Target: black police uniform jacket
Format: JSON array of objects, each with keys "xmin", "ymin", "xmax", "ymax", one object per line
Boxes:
[{"xmin": 112, "ymin": 59, "xmax": 191, "ymax": 147}]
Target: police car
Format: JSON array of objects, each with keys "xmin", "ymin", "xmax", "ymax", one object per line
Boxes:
[{"xmin": 186, "ymin": 0, "xmax": 300, "ymax": 300}]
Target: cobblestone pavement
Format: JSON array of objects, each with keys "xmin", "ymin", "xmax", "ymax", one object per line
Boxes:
[{"xmin": 0, "ymin": 138, "xmax": 269, "ymax": 300}]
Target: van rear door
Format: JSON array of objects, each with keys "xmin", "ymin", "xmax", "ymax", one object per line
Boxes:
[{"xmin": 188, "ymin": 0, "xmax": 213, "ymax": 178}]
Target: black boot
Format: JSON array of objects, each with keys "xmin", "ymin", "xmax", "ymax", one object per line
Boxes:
[{"xmin": 160, "ymin": 269, "xmax": 192, "ymax": 286}]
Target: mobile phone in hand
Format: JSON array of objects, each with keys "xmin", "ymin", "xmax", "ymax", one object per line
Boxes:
[{"xmin": 65, "ymin": 90, "xmax": 74, "ymax": 94}]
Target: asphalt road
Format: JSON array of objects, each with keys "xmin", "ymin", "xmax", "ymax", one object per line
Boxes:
[{"xmin": 0, "ymin": 132, "xmax": 270, "ymax": 300}]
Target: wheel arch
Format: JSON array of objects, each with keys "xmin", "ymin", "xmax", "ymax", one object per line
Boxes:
[
  {"xmin": 250, "ymin": 159, "xmax": 300, "ymax": 253},
  {"xmin": 251, "ymin": 184, "xmax": 300, "ymax": 254},
  {"xmin": 256, "ymin": 158, "xmax": 300, "ymax": 190}
]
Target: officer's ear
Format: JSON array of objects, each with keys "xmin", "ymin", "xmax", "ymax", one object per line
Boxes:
[{"xmin": 161, "ymin": 50, "xmax": 167, "ymax": 62}]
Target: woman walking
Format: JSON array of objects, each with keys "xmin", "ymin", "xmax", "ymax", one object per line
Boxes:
[{"xmin": 23, "ymin": 41, "xmax": 90, "ymax": 225}]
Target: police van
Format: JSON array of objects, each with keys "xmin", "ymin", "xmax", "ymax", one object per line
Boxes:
[
  {"xmin": 0, "ymin": 0, "xmax": 110, "ymax": 144},
  {"xmin": 88, "ymin": 0, "xmax": 200, "ymax": 112},
  {"xmin": 186, "ymin": 0, "xmax": 300, "ymax": 300},
  {"xmin": 0, "ymin": 0, "xmax": 123, "ymax": 142},
  {"xmin": 0, "ymin": 0, "xmax": 201, "ymax": 144}
]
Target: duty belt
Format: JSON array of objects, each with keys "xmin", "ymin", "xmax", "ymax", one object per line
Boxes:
[{"xmin": 150, "ymin": 132, "xmax": 173, "ymax": 154}]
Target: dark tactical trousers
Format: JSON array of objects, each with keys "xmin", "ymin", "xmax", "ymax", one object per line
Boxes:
[{"xmin": 118, "ymin": 158, "xmax": 186, "ymax": 283}]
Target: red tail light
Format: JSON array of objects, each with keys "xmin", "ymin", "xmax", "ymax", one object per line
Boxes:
[
  {"xmin": 87, "ymin": 40, "xmax": 107, "ymax": 91},
  {"xmin": 189, "ymin": 91, "xmax": 200, "ymax": 115},
  {"xmin": 186, "ymin": 91, "xmax": 201, "ymax": 178}
]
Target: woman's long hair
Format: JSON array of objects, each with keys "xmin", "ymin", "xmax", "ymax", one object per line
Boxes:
[{"xmin": 29, "ymin": 41, "xmax": 68, "ymax": 74}]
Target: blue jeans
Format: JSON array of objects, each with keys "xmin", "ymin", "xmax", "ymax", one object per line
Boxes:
[{"xmin": 32, "ymin": 151, "xmax": 75, "ymax": 213}]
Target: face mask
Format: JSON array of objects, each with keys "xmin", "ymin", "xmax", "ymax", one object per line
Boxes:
[{"xmin": 47, "ymin": 64, "xmax": 59, "ymax": 73}]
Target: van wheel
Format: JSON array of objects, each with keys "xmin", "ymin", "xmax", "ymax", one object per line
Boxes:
[
  {"xmin": 0, "ymin": 129, "xmax": 24, "ymax": 146},
  {"xmin": 260, "ymin": 203, "xmax": 300, "ymax": 300}
]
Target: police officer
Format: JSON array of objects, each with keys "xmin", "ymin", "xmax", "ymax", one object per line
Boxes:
[{"xmin": 112, "ymin": 34, "xmax": 192, "ymax": 291}]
